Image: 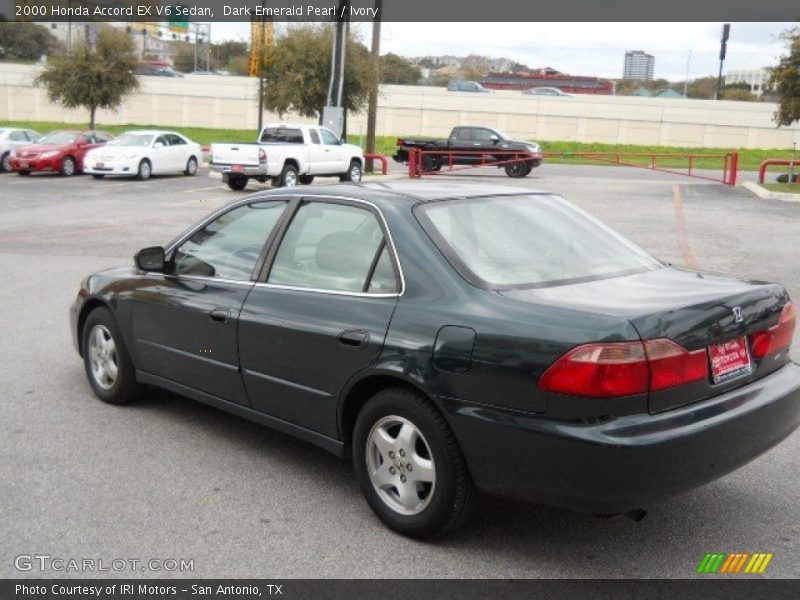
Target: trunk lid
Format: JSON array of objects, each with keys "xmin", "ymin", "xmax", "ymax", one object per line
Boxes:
[{"xmin": 501, "ymin": 267, "xmax": 790, "ymax": 413}]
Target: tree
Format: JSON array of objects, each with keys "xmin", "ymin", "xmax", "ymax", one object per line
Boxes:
[
  {"xmin": 263, "ymin": 25, "xmax": 371, "ymax": 119},
  {"xmin": 460, "ymin": 55, "xmax": 490, "ymax": 80},
  {"xmin": 380, "ymin": 53, "xmax": 421, "ymax": 85},
  {"xmin": 686, "ymin": 76, "xmax": 719, "ymax": 99},
  {"xmin": 0, "ymin": 19, "xmax": 61, "ymax": 61},
  {"xmin": 225, "ymin": 55, "xmax": 250, "ymax": 76},
  {"xmin": 767, "ymin": 27, "xmax": 800, "ymax": 126},
  {"xmin": 720, "ymin": 87, "xmax": 759, "ymax": 102},
  {"xmin": 172, "ymin": 42, "xmax": 195, "ymax": 72},
  {"xmin": 35, "ymin": 26, "xmax": 138, "ymax": 129},
  {"xmin": 214, "ymin": 40, "xmax": 248, "ymax": 67}
]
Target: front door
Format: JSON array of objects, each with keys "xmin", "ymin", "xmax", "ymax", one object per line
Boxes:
[
  {"xmin": 132, "ymin": 200, "xmax": 289, "ymax": 405},
  {"xmin": 238, "ymin": 199, "xmax": 402, "ymax": 437}
]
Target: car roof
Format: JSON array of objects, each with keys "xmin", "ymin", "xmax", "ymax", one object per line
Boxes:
[
  {"xmin": 120, "ymin": 130, "xmax": 179, "ymax": 135},
  {"xmin": 244, "ymin": 181, "xmax": 551, "ymax": 209}
]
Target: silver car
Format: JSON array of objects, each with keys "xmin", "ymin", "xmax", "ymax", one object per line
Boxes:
[{"xmin": 0, "ymin": 128, "xmax": 42, "ymax": 172}]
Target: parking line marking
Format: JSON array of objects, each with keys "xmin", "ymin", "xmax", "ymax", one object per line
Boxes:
[
  {"xmin": 672, "ymin": 184, "xmax": 699, "ymax": 269},
  {"xmin": 182, "ymin": 185, "xmax": 226, "ymax": 193}
]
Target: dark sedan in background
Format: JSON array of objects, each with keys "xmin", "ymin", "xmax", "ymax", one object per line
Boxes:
[{"xmin": 70, "ymin": 182, "xmax": 800, "ymax": 538}]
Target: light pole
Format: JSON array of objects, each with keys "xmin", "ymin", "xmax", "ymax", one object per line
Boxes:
[{"xmin": 683, "ymin": 50, "xmax": 692, "ymax": 98}]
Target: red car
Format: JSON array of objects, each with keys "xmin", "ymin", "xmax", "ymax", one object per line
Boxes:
[{"xmin": 10, "ymin": 130, "xmax": 114, "ymax": 176}]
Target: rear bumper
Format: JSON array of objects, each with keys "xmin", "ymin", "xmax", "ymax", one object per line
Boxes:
[
  {"xmin": 445, "ymin": 363, "xmax": 800, "ymax": 514},
  {"xmin": 210, "ymin": 163, "xmax": 270, "ymax": 178}
]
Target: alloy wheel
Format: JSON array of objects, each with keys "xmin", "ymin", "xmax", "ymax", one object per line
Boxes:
[
  {"xmin": 87, "ymin": 324, "xmax": 118, "ymax": 390},
  {"xmin": 284, "ymin": 170, "xmax": 297, "ymax": 187},
  {"xmin": 366, "ymin": 415, "xmax": 436, "ymax": 516}
]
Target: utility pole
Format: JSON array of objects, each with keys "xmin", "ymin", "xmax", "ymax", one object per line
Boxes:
[
  {"xmin": 715, "ymin": 24, "xmax": 730, "ymax": 100},
  {"xmin": 365, "ymin": 0, "xmax": 382, "ymax": 172},
  {"xmin": 322, "ymin": 0, "xmax": 350, "ymax": 138},
  {"xmin": 683, "ymin": 50, "xmax": 692, "ymax": 98}
]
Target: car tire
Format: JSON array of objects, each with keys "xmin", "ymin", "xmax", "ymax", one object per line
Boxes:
[
  {"xmin": 299, "ymin": 174, "xmax": 315, "ymax": 185},
  {"xmin": 91, "ymin": 174, "xmax": 105, "ymax": 180},
  {"xmin": 1, "ymin": 152, "xmax": 10, "ymax": 173},
  {"xmin": 136, "ymin": 159, "xmax": 152, "ymax": 180},
  {"xmin": 17, "ymin": 170, "xmax": 31, "ymax": 176},
  {"xmin": 275, "ymin": 163, "xmax": 298, "ymax": 187},
  {"xmin": 61, "ymin": 156, "xmax": 76, "ymax": 177},
  {"xmin": 227, "ymin": 174, "xmax": 249, "ymax": 191},
  {"xmin": 184, "ymin": 156, "xmax": 198, "ymax": 176},
  {"xmin": 340, "ymin": 159, "xmax": 363, "ymax": 182},
  {"xmin": 504, "ymin": 159, "xmax": 529, "ymax": 178},
  {"xmin": 81, "ymin": 307, "xmax": 141, "ymax": 405},
  {"xmin": 352, "ymin": 387, "xmax": 476, "ymax": 539}
]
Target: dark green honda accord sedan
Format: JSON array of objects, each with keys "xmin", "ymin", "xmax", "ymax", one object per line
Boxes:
[{"xmin": 70, "ymin": 181, "xmax": 800, "ymax": 538}]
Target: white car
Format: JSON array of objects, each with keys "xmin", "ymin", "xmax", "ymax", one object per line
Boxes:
[
  {"xmin": 0, "ymin": 128, "xmax": 42, "ymax": 172},
  {"xmin": 210, "ymin": 124, "xmax": 364, "ymax": 191},
  {"xmin": 84, "ymin": 130, "xmax": 202, "ymax": 180}
]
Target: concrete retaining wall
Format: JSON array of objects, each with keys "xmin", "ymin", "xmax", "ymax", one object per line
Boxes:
[{"xmin": 2, "ymin": 62, "xmax": 798, "ymax": 149}]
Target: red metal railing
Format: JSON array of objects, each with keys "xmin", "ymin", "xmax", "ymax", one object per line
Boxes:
[
  {"xmin": 364, "ymin": 153, "xmax": 389, "ymax": 175},
  {"xmin": 407, "ymin": 148, "xmax": 739, "ymax": 186},
  {"xmin": 758, "ymin": 159, "xmax": 799, "ymax": 184}
]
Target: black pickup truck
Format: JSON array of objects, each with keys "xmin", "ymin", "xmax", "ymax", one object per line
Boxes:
[{"xmin": 394, "ymin": 126, "xmax": 543, "ymax": 177}]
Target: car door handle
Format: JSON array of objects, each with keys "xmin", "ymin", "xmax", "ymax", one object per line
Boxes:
[
  {"xmin": 209, "ymin": 308, "xmax": 231, "ymax": 323},
  {"xmin": 338, "ymin": 330, "xmax": 369, "ymax": 348}
]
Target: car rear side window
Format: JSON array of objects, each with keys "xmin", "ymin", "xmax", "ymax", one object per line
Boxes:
[
  {"xmin": 416, "ymin": 194, "xmax": 661, "ymax": 289},
  {"xmin": 268, "ymin": 202, "xmax": 395, "ymax": 294},
  {"xmin": 260, "ymin": 128, "xmax": 304, "ymax": 144},
  {"xmin": 173, "ymin": 201, "xmax": 287, "ymax": 281},
  {"xmin": 165, "ymin": 134, "xmax": 186, "ymax": 145}
]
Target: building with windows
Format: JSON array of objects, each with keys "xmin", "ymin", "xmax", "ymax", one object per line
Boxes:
[
  {"xmin": 725, "ymin": 68, "xmax": 771, "ymax": 97},
  {"xmin": 623, "ymin": 51, "xmax": 655, "ymax": 81}
]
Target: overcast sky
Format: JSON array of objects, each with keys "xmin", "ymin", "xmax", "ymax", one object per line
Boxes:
[{"xmin": 210, "ymin": 22, "xmax": 795, "ymax": 81}]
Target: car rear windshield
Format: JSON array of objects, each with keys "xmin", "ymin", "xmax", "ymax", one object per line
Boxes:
[
  {"xmin": 415, "ymin": 194, "xmax": 661, "ymax": 289},
  {"xmin": 260, "ymin": 128, "xmax": 304, "ymax": 144},
  {"xmin": 108, "ymin": 133, "xmax": 154, "ymax": 147}
]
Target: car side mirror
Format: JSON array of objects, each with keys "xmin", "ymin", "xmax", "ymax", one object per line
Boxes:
[
  {"xmin": 490, "ymin": 134, "xmax": 499, "ymax": 143},
  {"xmin": 135, "ymin": 246, "xmax": 165, "ymax": 272},
  {"xmin": 154, "ymin": 142, "xmax": 165, "ymax": 148}
]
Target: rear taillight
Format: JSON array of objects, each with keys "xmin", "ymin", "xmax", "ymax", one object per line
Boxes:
[
  {"xmin": 538, "ymin": 342, "xmax": 648, "ymax": 398},
  {"xmin": 539, "ymin": 338, "xmax": 708, "ymax": 398},
  {"xmin": 644, "ymin": 339, "xmax": 708, "ymax": 392},
  {"xmin": 258, "ymin": 148, "xmax": 267, "ymax": 163},
  {"xmin": 751, "ymin": 302, "xmax": 795, "ymax": 359}
]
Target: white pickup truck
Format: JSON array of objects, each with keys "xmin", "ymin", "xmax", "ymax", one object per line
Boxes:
[{"xmin": 210, "ymin": 123, "xmax": 365, "ymax": 191}]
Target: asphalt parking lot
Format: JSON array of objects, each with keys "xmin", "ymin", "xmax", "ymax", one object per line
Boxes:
[{"xmin": 1, "ymin": 163, "xmax": 799, "ymax": 578}]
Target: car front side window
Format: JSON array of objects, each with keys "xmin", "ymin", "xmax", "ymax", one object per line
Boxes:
[
  {"xmin": 319, "ymin": 129, "xmax": 340, "ymax": 145},
  {"xmin": 268, "ymin": 202, "xmax": 396, "ymax": 294},
  {"xmin": 172, "ymin": 201, "xmax": 287, "ymax": 281}
]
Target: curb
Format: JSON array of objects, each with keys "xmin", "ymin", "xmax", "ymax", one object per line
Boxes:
[{"xmin": 741, "ymin": 181, "xmax": 800, "ymax": 203}]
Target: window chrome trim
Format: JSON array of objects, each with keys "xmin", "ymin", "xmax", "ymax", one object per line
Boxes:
[{"xmin": 165, "ymin": 192, "xmax": 406, "ymax": 298}]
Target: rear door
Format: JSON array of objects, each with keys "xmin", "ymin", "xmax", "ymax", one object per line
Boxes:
[
  {"xmin": 132, "ymin": 200, "xmax": 289, "ymax": 405},
  {"xmin": 449, "ymin": 127, "xmax": 480, "ymax": 164},
  {"xmin": 165, "ymin": 133, "xmax": 189, "ymax": 172},
  {"xmin": 238, "ymin": 198, "xmax": 402, "ymax": 437}
]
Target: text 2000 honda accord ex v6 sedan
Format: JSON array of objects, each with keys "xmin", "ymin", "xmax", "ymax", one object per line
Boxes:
[{"xmin": 70, "ymin": 182, "xmax": 800, "ymax": 538}]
